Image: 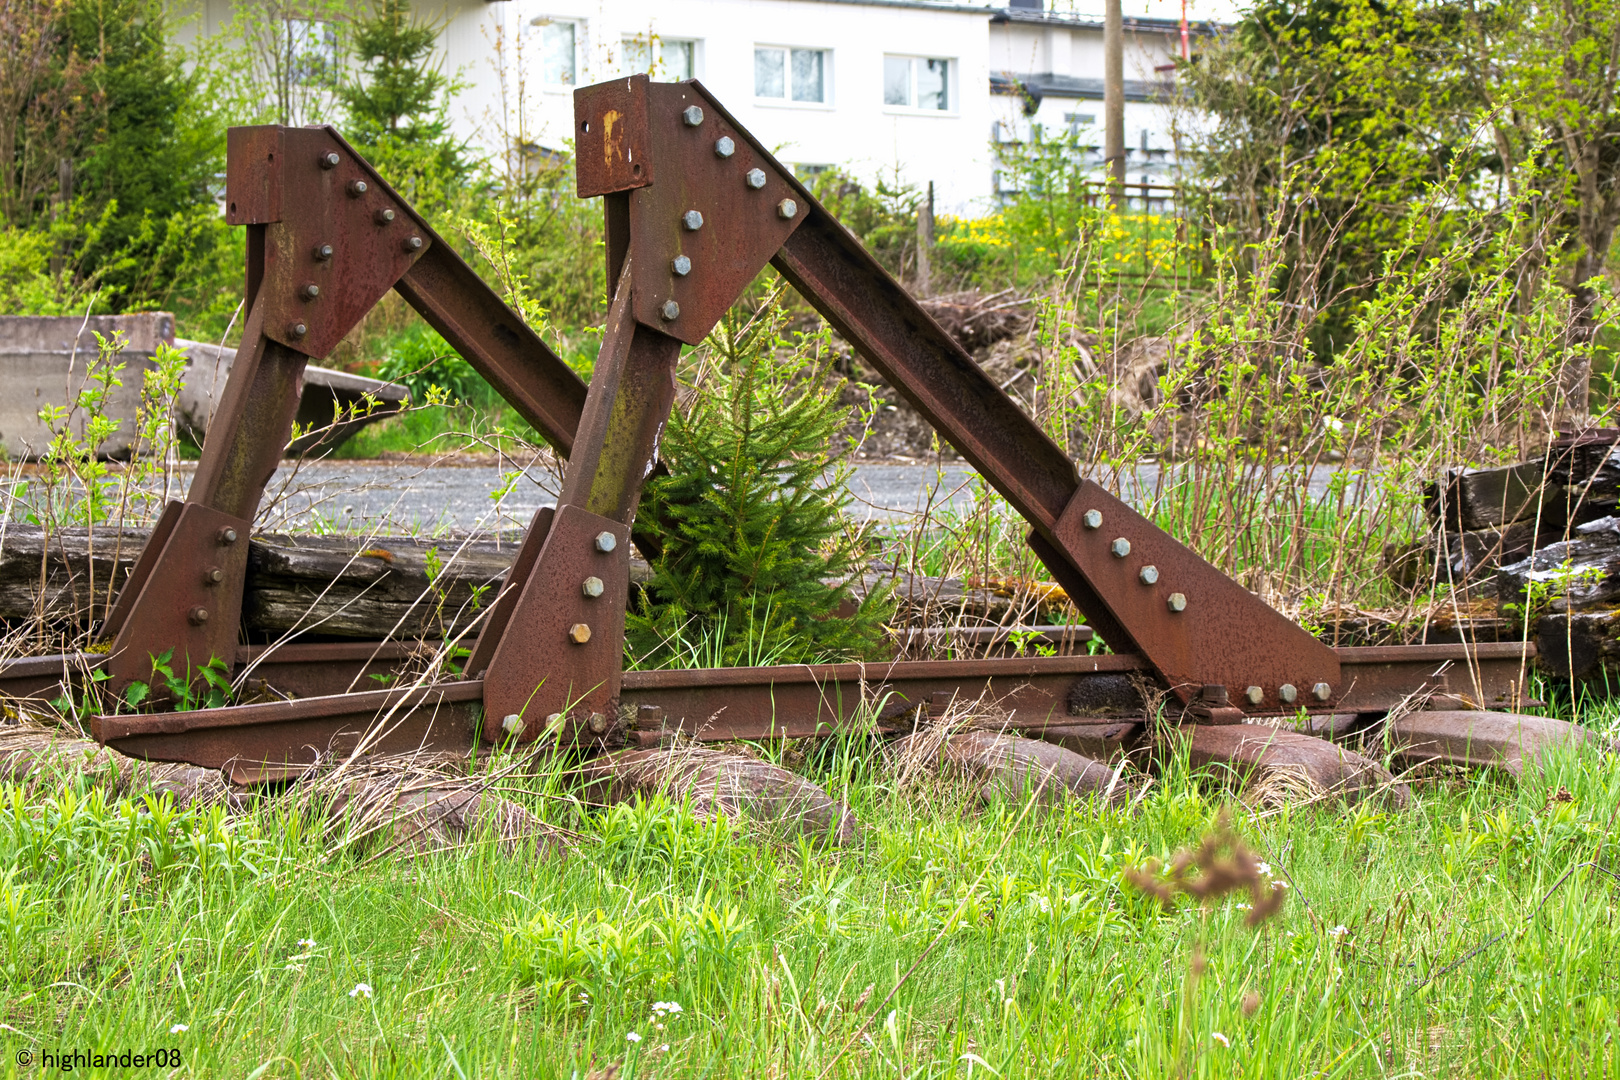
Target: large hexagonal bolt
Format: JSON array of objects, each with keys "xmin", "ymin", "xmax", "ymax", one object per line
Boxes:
[
  {"xmin": 1138, "ymin": 565, "xmax": 1159, "ymax": 585},
  {"xmin": 204, "ymin": 567, "xmax": 224, "ymax": 585},
  {"xmin": 588, "ymin": 712, "xmax": 609, "ymax": 734},
  {"xmin": 1082, "ymin": 509, "xmax": 1102, "ymax": 529},
  {"xmin": 777, "ymin": 199, "xmax": 799, "ymax": 219},
  {"xmin": 672, "ymin": 255, "xmax": 692, "ymax": 277},
  {"xmin": 1311, "ymin": 682, "xmax": 1332, "ymax": 702},
  {"xmin": 682, "ymin": 105, "xmax": 704, "ymax": 127},
  {"xmin": 660, "ymin": 300, "xmax": 681, "ymax": 321},
  {"xmin": 594, "ymin": 531, "xmax": 617, "ymax": 553},
  {"xmin": 569, "ymin": 623, "xmax": 593, "ymax": 645},
  {"xmin": 1110, "ymin": 538, "xmax": 1131, "ymax": 558},
  {"xmin": 347, "ymin": 179, "xmax": 367, "ymax": 197},
  {"xmin": 288, "ymin": 321, "xmax": 308, "ymax": 339},
  {"xmin": 581, "ymin": 576, "xmax": 605, "ymax": 598},
  {"xmin": 187, "ymin": 607, "xmax": 209, "ymax": 626},
  {"xmin": 501, "ymin": 713, "xmax": 525, "ymax": 737},
  {"xmin": 745, "ymin": 168, "xmax": 767, "ymax": 189},
  {"xmin": 300, "ymin": 283, "xmax": 320, "ymax": 300},
  {"xmin": 374, "ymin": 208, "xmax": 395, "ymax": 225},
  {"xmin": 319, "ymin": 152, "xmax": 341, "ymax": 169},
  {"xmin": 682, "ymin": 210, "xmax": 704, "ymax": 231},
  {"xmin": 314, "ymin": 243, "xmax": 334, "ymax": 261},
  {"xmin": 1167, "ymin": 592, "xmax": 1187, "ymax": 612},
  {"xmin": 403, "ymin": 235, "xmax": 424, "ymax": 253},
  {"xmin": 714, "ymin": 137, "xmax": 735, "ymax": 158},
  {"xmin": 1244, "ymin": 685, "xmax": 1264, "ymax": 706},
  {"xmin": 1278, "ymin": 683, "xmax": 1298, "ymax": 705}
]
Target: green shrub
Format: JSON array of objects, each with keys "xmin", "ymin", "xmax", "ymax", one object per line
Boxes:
[{"xmin": 626, "ymin": 299, "xmax": 891, "ymax": 669}]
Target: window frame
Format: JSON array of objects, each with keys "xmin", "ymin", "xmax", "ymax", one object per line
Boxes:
[
  {"xmin": 530, "ymin": 16, "xmax": 581, "ymax": 89},
  {"xmin": 882, "ymin": 54, "xmax": 955, "ymax": 115},
  {"xmin": 622, "ymin": 35, "xmax": 699, "ymax": 81},
  {"xmin": 753, "ymin": 44, "xmax": 834, "ymax": 108}
]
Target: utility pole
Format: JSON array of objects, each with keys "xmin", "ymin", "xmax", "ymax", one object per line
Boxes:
[
  {"xmin": 916, "ymin": 181, "xmax": 934, "ymax": 296},
  {"xmin": 1104, "ymin": 0, "xmax": 1125, "ymax": 209}
]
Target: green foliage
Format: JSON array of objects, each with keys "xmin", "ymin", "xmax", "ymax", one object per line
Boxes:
[
  {"xmin": 121, "ymin": 649, "xmax": 235, "ymax": 712},
  {"xmin": 627, "ymin": 299, "xmax": 891, "ymax": 669},
  {"xmin": 372, "ymin": 322, "xmax": 486, "ymax": 407}
]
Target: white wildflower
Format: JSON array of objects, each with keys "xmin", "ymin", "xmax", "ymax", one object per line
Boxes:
[
  {"xmin": 659, "ymin": 1044, "xmax": 670, "ymax": 1053},
  {"xmin": 1328, "ymin": 924, "xmax": 1349, "ymax": 938},
  {"xmin": 626, "ymin": 1032, "xmax": 643, "ymax": 1044},
  {"xmin": 1212, "ymin": 1032, "xmax": 1230, "ymax": 1048},
  {"xmin": 1256, "ymin": 862, "xmax": 1272, "ymax": 877},
  {"xmin": 297, "ymin": 938, "xmax": 317, "ymax": 948},
  {"xmin": 349, "ymin": 983, "xmax": 373, "ymax": 1000},
  {"xmin": 169, "ymin": 1024, "xmax": 188, "ymax": 1034}
]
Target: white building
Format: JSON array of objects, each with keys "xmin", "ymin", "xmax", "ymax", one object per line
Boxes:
[{"xmin": 173, "ymin": 0, "xmax": 1233, "ymax": 214}]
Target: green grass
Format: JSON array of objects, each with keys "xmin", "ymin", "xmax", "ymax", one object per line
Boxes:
[{"xmin": 2, "ymin": 708, "xmax": 1618, "ymax": 1078}]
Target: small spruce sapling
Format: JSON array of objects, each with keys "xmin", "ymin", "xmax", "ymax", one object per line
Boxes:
[{"xmin": 626, "ymin": 297, "xmax": 891, "ymax": 668}]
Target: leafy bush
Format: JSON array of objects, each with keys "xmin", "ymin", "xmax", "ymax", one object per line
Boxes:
[
  {"xmin": 373, "ymin": 323, "xmax": 487, "ymax": 407},
  {"xmin": 626, "ymin": 299, "xmax": 891, "ymax": 669}
]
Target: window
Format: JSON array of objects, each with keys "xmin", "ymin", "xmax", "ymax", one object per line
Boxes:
[
  {"xmin": 1064, "ymin": 112, "xmax": 1096, "ymax": 137},
  {"xmin": 286, "ymin": 18, "xmax": 337, "ymax": 84},
  {"xmin": 883, "ymin": 56, "xmax": 950, "ymax": 111},
  {"xmin": 532, "ymin": 18, "xmax": 577, "ymax": 86},
  {"xmin": 623, "ymin": 36, "xmax": 695, "ymax": 80},
  {"xmin": 755, "ymin": 46, "xmax": 827, "ymax": 103}
]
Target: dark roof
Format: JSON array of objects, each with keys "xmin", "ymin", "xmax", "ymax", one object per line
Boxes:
[
  {"xmin": 1011, "ymin": 73, "xmax": 1175, "ymax": 104},
  {"xmin": 990, "ymin": 7, "xmax": 1224, "ymax": 34}
]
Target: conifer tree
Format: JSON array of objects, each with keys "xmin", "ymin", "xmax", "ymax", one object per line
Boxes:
[{"xmin": 626, "ymin": 298, "xmax": 891, "ymax": 669}]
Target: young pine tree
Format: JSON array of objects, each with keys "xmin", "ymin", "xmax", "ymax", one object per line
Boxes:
[
  {"xmin": 337, "ymin": 0, "xmax": 470, "ymax": 207},
  {"xmin": 626, "ymin": 299, "xmax": 891, "ymax": 669}
]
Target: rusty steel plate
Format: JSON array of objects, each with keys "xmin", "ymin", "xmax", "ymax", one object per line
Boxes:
[
  {"xmin": 1333, "ymin": 642, "xmax": 1535, "ymax": 713},
  {"xmin": 481, "ymin": 505, "xmax": 632, "ymax": 743},
  {"xmin": 105, "ymin": 502, "xmax": 253, "ymax": 693},
  {"xmin": 224, "ymin": 126, "xmax": 284, "ymax": 226},
  {"xmin": 93, "ymin": 680, "xmax": 484, "ymax": 779},
  {"xmin": 574, "ymin": 75, "xmax": 655, "ymax": 198},
  {"xmin": 1046, "ymin": 483, "xmax": 1340, "ymax": 709},
  {"xmin": 1387, "ymin": 710, "xmax": 1613, "ymax": 777},
  {"xmin": 622, "ymin": 81, "xmax": 805, "ymax": 344},
  {"xmin": 252, "ymin": 127, "xmax": 430, "ymax": 359}
]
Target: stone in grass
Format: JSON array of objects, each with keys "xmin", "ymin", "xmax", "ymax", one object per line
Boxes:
[
  {"xmin": 320, "ymin": 772, "xmax": 571, "ymax": 861},
  {"xmin": 572, "ymin": 747, "xmax": 861, "ymax": 846},
  {"xmin": 1183, "ymin": 725, "xmax": 1409, "ymax": 809},
  {"xmin": 889, "ymin": 729, "xmax": 1135, "ymax": 808},
  {"xmin": 0, "ymin": 725, "xmax": 240, "ymax": 809}
]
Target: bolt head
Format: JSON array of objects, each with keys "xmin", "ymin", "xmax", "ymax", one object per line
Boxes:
[
  {"xmin": 320, "ymin": 151, "xmax": 341, "ymax": 169},
  {"xmin": 568, "ymin": 622, "xmax": 593, "ymax": 645},
  {"xmin": 1082, "ymin": 509, "xmax": 1102, "ymax": 529},
  {"xmin": 714, "ymin": 136, "xmax": 735, "ymax": 158},
  {"xmin": 1279, "ymin": 683, "xmax": 1298, "ymax": 704},
  {"xmin": 374, "ymin": 207, "xmax": 395, "ymax": 225},
  {"xmin": 205, "ymin": 567, "xmax": 224, "ymax": 584},
  {"xmin": 660, "ymin": 299, "xmax": 681, "ymax": 321},
  {"xmin": 187, "ymin": 606, "xmax": 209, "ymax": 626},
  {"xmin": 301, "ymin": 283, "xmax": 320, "ymax": 299},
  {"xmin": 347, "ymin": 179, "xmax": 367, "ymax": 197},
  {"xmin": 594, "ymin": 531, "xmax": 617, "ymax": 553},
  {"xmin": 288, "ymin": 322, "xmax": 307, "ymax": 339},
  {"xmin": 501, "ymin": 713, "xmax": 525, "ymax": 736},
  {"xmin": 1244, "ymin": 685, "xmax": 1264, "ymax": 706},
  {"xmin": 1311, "ymin": 681, "xmax": 1332, "ymax": 701},
  {"xmin": 582, "ymin": 576, "xmax": 605, "ymax": 598},
  {"xmin": 1167, "ymin": 592, "xmax": 1187, "ymax": 612},
  {"xmin": 745, "ymin": 168, "xmax": 767, "ymax": 189},
  {"xmin": 682, "ymin": 209, "xmax": 704, "ymax": 231},
  {"xmin": 682, "ymin": 105, "xmax": 704, "ymax": 127},
  {"xmin": 777, "ymin": 198, "xmax": 799, "ymax": 219},
  {"xmin": 1110, "ymin": 537, "xmax": 1131, "ymax": 558},
  {"xmin": 218, "ymin": 527, "xmax": 238, "ymax": 545},
  {"xmin": 588, "ymin": 712, "xmax": 609, "ymax": 733},
  {"xmin": 1138, "ymin": 564, "xmax": 1159, "ymax": 585},
  {"xmin": 404, "ymin": 235, "xmax": 423, "ymax": 252},
  {"xmin": 672, "ymin": 254, "xmax": 692, "ymax": 276},
  {"xmin": 314, "ymin": 243, "xmax": 334, "ymax": 261}
]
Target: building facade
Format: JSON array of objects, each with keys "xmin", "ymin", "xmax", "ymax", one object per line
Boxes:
[{"xmin": 171, "ymin": 0, "xmax": 1231, "ymax": 214}]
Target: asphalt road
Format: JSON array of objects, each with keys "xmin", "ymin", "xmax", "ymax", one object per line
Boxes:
[{"xmin": 233, "ymin": 458, "xmax": 1348, "ymax": 534}]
